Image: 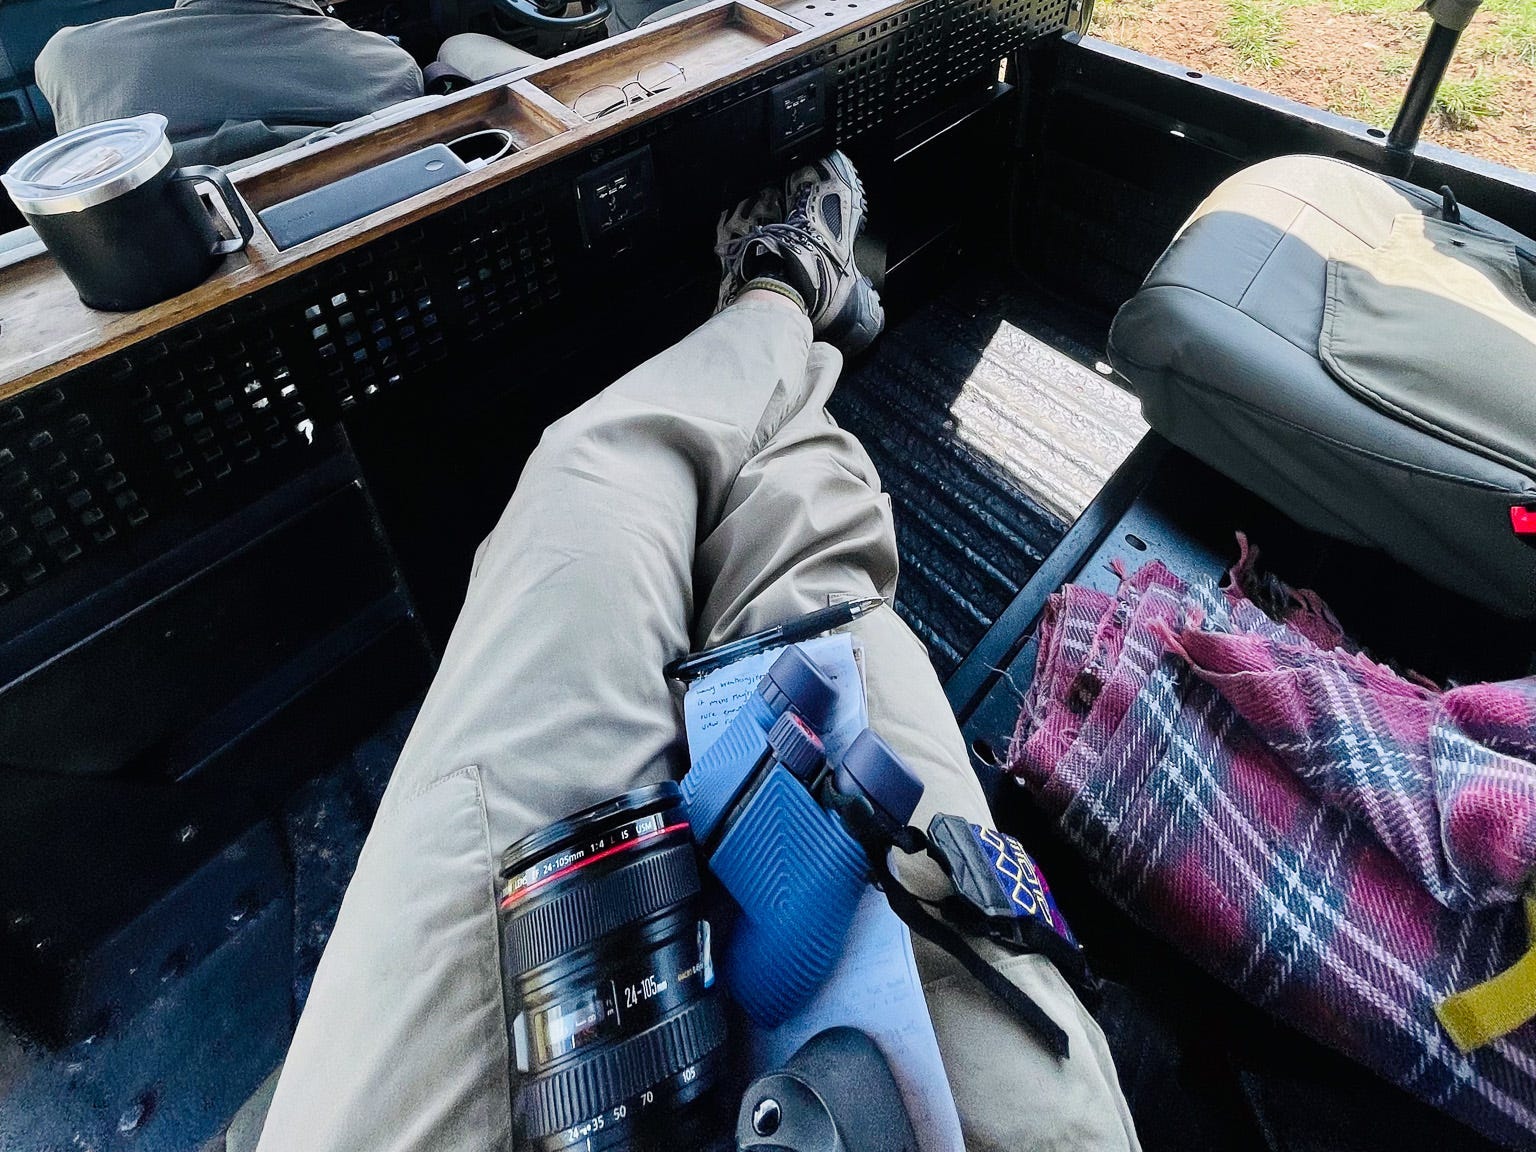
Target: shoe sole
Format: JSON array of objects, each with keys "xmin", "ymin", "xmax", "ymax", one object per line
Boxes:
[
  {"xmin": 819, "ymin": 151, "xmax": 883, "ymax": 356},
  {"xmin": 823, "ymin": 271, "xmax": 884, "ymax": 356}
]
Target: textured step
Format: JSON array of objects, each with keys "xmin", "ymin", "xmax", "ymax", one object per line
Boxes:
[{"xmin": 829, "ymin": 277, "xmax": 1144, "ymax": 679}]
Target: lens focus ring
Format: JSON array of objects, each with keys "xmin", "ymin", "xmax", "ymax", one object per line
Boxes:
[
  {"xmin": 504, "ymin": 841, "xmax": 700, "ymax": 978},
  {"xmin": 522, "ymin": 995, "xmax": 727, "ymax": 1138}
]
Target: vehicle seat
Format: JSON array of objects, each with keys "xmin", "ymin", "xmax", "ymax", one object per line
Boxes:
[
  {"xmin": 637, "ymin": 0, "xmax": 710, "ymax": 25},
  {"xmin": 601, "ymin": 0, "xmax": 707, "ymax": 33},
  {"xmin": 1107, "ymin": 154, "xmax": 1536, "ymax": 618},
  {"xmin": 435, "ymin": 32, "xmax": 541, "ymax": 82}
]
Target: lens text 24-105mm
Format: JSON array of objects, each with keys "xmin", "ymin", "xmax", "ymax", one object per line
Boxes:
[{"xmin": 499, "ymin": 783, "xmax": 728, "ymax": 1152}]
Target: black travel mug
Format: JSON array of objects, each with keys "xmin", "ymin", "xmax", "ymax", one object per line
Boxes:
[{"xmin": 3, "ymin": 113, "xmax": 254, "ymax": 311}]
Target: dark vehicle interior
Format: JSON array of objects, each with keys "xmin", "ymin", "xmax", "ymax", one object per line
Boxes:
[{"xmin": 1, "ymin": 0, "xmax": 1534, "ymax": 1143}]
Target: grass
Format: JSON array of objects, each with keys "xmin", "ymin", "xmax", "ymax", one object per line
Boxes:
[
  {"xmin": 1331, "ymin": 0, "xmax": 1409, "ymax": 16},
  {"xmin": 1225, "ymin": 0, "xmax": 1290, "ymax": 67},
  {"xmin": 1433, "ymin": 70, "xmax": 1504, "ymax": 128},
  {"xmin": 1478, "ymin": 0, "xmax": 1536, "ymax": 67},
  {"xmin": 1090, "ymin": 0, "xmax": 1536, "ymax": 170},
  {"xmin": 1091, "ymin": 0, "xmax": 1156, "ymax": 24},
  {"xmin": 1327, "ymin": 81, "xmax": 1397, "ymax": 126}
]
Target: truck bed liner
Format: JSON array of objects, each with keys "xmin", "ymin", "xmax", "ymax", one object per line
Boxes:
[{"xmin": 830, "ymin": 273, "xmax": 1138, "ymax": 677}]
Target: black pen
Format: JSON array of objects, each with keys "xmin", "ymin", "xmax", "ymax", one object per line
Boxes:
[{"xmin": 665, "ymin": 595, "xmax": 887, "ymax": 682}]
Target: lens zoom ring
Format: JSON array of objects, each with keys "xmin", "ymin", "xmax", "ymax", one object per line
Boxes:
[
  {"xmin": 505, "ymin": 842, "xmax": 700, "ymax": 976},
  {"xmin": 523, "ymin": 997, "xmax": 727, "ymax": 1138}
]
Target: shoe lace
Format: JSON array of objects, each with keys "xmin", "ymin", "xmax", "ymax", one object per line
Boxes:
[{"xmin": 717, "ymin": 186, "xmax": 840, "ymax": 301}]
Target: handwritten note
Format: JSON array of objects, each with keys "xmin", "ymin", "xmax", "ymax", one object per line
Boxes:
[
  {"xmin": 683, "ymin": 633, "xmax": 868, "ymax": 766},
  {"xmin": 744, "ymin": 888, "xmax": 966, "ymax": 1152}
]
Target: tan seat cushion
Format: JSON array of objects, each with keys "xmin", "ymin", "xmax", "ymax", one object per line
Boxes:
[
  {"xmin": 1108, "ymin": 154, "xmax": 1536, "ymax": 618},
  {"xmin": 1321, "ymin": 212, "xmax": 1536, "ymax": 479},
  {"xmin": 436, "ymin": 32, "xmax": 541, "ymax": 83}
]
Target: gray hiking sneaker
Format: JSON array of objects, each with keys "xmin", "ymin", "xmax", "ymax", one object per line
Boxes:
[
  {"xmin": 716, "ymin": 150, "xmax": 885, "ymax": 355},
  {"xmin": 714, "ymin": 185, "xmax": 784, "ymax": 313}
]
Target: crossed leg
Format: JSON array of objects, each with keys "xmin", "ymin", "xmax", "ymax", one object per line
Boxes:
[{"xmin": 256, "ymin": 296, "xmax": 1138, "ymax": 1152}]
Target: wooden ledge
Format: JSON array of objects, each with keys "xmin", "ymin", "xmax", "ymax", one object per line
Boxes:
[{"xmin": 0, "ymin": 0, "xmax": 909, "ymax": 403}]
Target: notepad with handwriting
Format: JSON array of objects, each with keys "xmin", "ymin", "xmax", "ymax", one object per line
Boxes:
[{"xmin": 683, "ymin": 633, "xmax": 867, "ymax": 764}]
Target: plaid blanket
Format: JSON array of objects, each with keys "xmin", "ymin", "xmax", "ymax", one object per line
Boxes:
[{"xmin": 1008, "ymin": 548, "xmax": 1536, "ymax": 1149}]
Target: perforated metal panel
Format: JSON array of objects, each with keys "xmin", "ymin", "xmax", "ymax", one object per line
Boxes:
[
  {"xmin": 834, "ymin": 36, "xmax": 899, "ymax": 143},
  {"xmin": 0, "ymin": 386, "xmax": 141, "ymax": 603},
  {"xmin": 0, "ymin": 0, "xmax": 1069, "ymax": 619},
  {"xmin": 945, "ymin": 0, "xmax": 1004, "ymax": 81},
  {"xmin": 0, "ymin": 173, "xmax": 583, "ymax": 618},
  {"xmin": 300, "ymin": 233, "xmax": 446, "ymax": 413},
  {"xmin": 832, "ymin": 0, "xmax": 1066, "ymax": 144},
  {"xmin": 1030, "ymin": 0, "xmax": 1072, "ymax": 32},
  {"xmin": 449, "ymin": 197, "xmax": 558, "ymax": 343},
  {"xmin": 133, "ymin": 309, "xmax": 313, "ymax": 499},
  {"xmin": 893, "ymin": 3, "xmax": 952, "ymax": 115},
  {"xmin": 997, "ymin": 0, "xmax": 1031, "ymax": 38}
]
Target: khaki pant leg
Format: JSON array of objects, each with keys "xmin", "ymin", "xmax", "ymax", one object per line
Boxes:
[
  {"xmin": 694, "ymin": 365, "xmax": 1140, "ymax": 1152},
  {"xmin": 257, "ymin": 300, "xmax": 817, "ymax": 1152}
]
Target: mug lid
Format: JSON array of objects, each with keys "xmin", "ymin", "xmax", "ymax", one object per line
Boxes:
[{"xmin": 3, "ymin": 113, "xmax": 174, "ymax": 216}]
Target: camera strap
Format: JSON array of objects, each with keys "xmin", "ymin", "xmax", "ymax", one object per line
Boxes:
[
  {"xmin": 818, "ymin": 782, "xmax": 1082, "ymax": 1059},
  {"xmin": 923, "ymin": 815, "xmax": 1098, "ymax": 1003},
  {"xmin": 871, "ymin": 847, "xmax": 1072, "ymax": 1059}
]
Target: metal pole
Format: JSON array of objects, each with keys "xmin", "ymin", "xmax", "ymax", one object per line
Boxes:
[{"xmin": 1386, "ymin": 20, "xmax": 1463, "ymax": 164}]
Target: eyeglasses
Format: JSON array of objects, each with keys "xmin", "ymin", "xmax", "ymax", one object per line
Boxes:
[{"xmin": 574, "ymin": 62, "xmax": 686, "ymax": 120}]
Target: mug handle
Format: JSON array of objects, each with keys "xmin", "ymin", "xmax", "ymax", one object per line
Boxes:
[{"xmin": 171, "ymin": 164, "xmax": 255, "ymax": 256}]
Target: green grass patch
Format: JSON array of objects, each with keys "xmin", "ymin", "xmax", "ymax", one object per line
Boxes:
[
  {"xmin": 1331, "ymin": 0, "xmax": 1411, "ymax": 16},
  {"xmin": 1476, "ymin": 0, "xmax": 1536, "ymax": 65},
  {"xmin": 1478, "ymin": 3, "xmax": 1536, "ymax": 68},
  {"xmin": 1225, "ymin": 0, "xmax": 1290, "ymax": 68},
  {"xmin": 1326, "ymin": 81, "xmax": 1397, "ymax": 127},
  {"xmin": 1380, "ymin": 52, "xmax": 1413, "ymax": 78},
  {"xmin": 1091, "ymin": 0, "xmax": 1156, "ymax": 27},
  {"xmin": 1434, "ymin": 71, "xmax": 1505, "ymax": 129}
]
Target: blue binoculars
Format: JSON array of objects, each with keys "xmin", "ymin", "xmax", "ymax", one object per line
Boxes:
[{"xmin": 680, "ymin": 646, "xmax": 923, "ymax": 1025}]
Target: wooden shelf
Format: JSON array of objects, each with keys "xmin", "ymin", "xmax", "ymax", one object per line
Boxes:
[
  {"xmin": 528, "ymin": 0, "xmax": 805, "ymax": 117},
  {"xmin": 0, "ymin": 0, "xmax": 917, "ymax": 401},
  {"xmin": 236, "ymin": 83, "xmax": 578, "ymax": 213}
]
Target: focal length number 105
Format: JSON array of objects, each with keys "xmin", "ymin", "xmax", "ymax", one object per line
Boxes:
[{"xmin": 622, "ymin": 974, "xmax": 666, "ymax": 1009}]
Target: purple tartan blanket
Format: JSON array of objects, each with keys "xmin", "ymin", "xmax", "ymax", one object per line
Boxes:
[{"xmin": 1008, "ymin": 546, "xmax": 1536, "ymax": 1149}]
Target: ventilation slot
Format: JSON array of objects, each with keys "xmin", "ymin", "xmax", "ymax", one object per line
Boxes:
[
  {"xmin": 0, "ymin": 387, "xmax": 143, "ymax": 602},
  {"xmin": 303, "ymin": 241, "xmax": 446, "ymax": 412},
  {"xmin": 448, "ymin": 197, "xmax": 559, "ymax": 340},
  {"xmin": 135, "ymin": 318, "xmax": 313, "ymax": 497}
]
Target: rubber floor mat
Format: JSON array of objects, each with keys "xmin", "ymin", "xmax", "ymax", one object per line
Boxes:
[{"xmin": 829, "ymin": 276, "xmax": 1143, "ymax": 679}]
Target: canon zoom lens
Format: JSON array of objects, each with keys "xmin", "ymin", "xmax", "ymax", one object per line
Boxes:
[{"xmin": 499, "ymin": 783, "xmax": 728, "ymax": 1152}]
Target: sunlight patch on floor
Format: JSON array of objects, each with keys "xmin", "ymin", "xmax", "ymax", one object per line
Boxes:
[{"xmin": 946, "ymin": 320, "xmax": 1146, "ymax": 523}]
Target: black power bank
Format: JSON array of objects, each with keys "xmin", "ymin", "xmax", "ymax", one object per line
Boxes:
[{"xmin": 259, "ymin": 144, "xmax": 471, "ymax": 250}]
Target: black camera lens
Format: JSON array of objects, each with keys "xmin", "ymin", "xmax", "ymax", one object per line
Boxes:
[{"xmin": 499, "ymin": 782, "xmax": 727, "ymax": 1151}]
